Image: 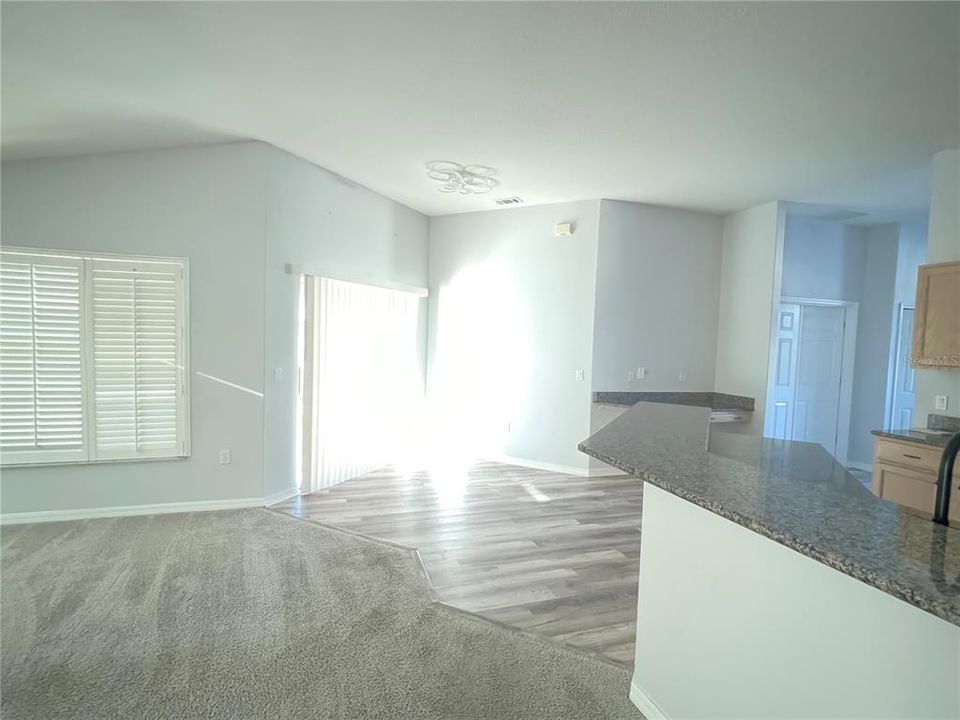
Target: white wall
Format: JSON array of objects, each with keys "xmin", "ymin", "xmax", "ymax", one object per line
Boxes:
[
  {"xmin": 633, "ymin": 484, "xmax": 960, "ymax": 720},
  {"xmin": 0, "ymin": 142, "xmax": 430, "ymax": 516},
  {"xmin": 714, "ymin": 202, "xmax": 784, "ymax": 435},
  {"xmin": 261, "ymin": 146, "xmax": 429, "ymax": 501},
  {"xmin": 427, "ymin": 201, "xmax": 600, "ymax": 473},
  {"xmin": 848, "ymin": 224, "xmax": 899, "ymax": 465},
  {"xmin": 894, "ymin": 221, "xmax": 927, "ymax": 312},
  {"xmin": 777, "ymin": 217, "xmax": 927, "ymax": 462},
  {"xmin": 916, "ymin": 148, "xmax": 960, "ymax": 421},
  {"xmin": 591, "ymin": 200, "xmax": 723, "ymax": 392},
  {"xmin": 1, "ymin": 144, "xmax": 267, "ymax": 514},
  {"xmin": 780, "ymin": 217, "xmax": 866, "ymax": 302}
]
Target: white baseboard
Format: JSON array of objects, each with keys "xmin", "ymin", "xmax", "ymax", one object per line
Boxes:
[
  {"xmin": 847, "ymin": 462, "xmax": 873, "ymax": 473},
  {"xmin": 486, "ymin": 454, "xmax": 629, "ymax": 478},
  {"xmin": 0, "ymin": 497, "xmax": 265, "ymax": 526},
  {"xmin": 264, "ymin": 486, "xmax": 300, "ymax": 506},
  {"xmin": 487, "ymin": 454, "xmax": 593, "ymax": 477},
  {"xmin": 629, "ymin": 681, "xmax": 669, "ymax": 720}
]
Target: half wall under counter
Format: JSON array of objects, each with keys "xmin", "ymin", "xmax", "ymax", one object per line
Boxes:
[{"xmin": 579, "ymin": 400, "xmax": 960, "ymax": 720}]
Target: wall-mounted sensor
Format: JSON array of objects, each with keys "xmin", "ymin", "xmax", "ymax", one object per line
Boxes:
[{"xmin": 554, "ymin": 222, "xmax": 574, "ymax": 236}]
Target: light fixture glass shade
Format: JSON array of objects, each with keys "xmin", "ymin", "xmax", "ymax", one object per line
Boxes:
[{"xmin": 426, "ymin": 161, "xmax": 499, "ymax": 195}]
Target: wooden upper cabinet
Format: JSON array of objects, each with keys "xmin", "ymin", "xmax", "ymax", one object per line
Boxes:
[{"xmin": 912, "ymin": 260, "xmax": 960, "ymax": 368}]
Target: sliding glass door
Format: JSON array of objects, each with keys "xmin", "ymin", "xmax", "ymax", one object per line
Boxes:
[{"xmin": 300, "ymin": 276, "xmax": 424, "ymax": 491}]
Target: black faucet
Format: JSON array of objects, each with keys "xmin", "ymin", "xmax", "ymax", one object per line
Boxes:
[{"xmin": 933, "ymin": 431, "xmax": 960, "ymax": 526}]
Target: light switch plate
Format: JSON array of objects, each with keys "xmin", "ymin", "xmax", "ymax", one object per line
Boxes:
[
  {"xmin": 935, "ymin": 395, "xmax": 949, "ymax": 411},
  {"xmin": 219, "ymin": 449, "xmax": 232, "ymax": 465},
  {"xmin": 575, "ymin": 369, "xmax": 584, "ymax": 382}
]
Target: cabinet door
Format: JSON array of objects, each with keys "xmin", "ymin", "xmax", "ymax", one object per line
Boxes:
[
  {"xmin": 873, "ymin": 462, "xmax": 937, "ymax": 514},
  {"xmin": 912, "ymin": 261, "xmax": 960, "ymax": 368}
]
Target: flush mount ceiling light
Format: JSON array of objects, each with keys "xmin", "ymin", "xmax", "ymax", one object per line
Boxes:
[{"xmin": 426, "ymin": 161, "xmax": 499, "ymax": 195}]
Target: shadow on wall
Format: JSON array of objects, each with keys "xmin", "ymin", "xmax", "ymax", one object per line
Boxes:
[{"xmin": 427, "ymin": 258, "xmax": 531, "ymax": 465}]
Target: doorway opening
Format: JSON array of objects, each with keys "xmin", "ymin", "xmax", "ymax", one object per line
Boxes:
[
  {"xmin": 766, "ymin": 298, "xmax": 858, "ymax": 461},
  {"xmin": 297, "ymin": 275, "xmax": 426, "ymax": 493},
  {"xmin": 887, "ymin": 304, "xmax": 916, "ymax": 431}
]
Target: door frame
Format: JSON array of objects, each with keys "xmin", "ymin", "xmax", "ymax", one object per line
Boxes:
[
  {"xmin": 885, "ymin": 303, "xmax": 916, "ymax": 431},
  {"xmin": 764, "ymin": 297, "xmax": 859, "ymax": 465}
]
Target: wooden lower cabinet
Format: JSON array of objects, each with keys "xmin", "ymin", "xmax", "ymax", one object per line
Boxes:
[
  {"xmin": 872, "ymin": 463, "xmax": 937, "ymax": 512},
  {"xmin": 872, "ymin": 436, "xmax": 959, "ymax": 523}
]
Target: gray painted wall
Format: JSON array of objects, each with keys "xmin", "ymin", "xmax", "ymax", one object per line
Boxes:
[
  {"xmin": 714, "ymin": 202, "xmax": 784, "ymax": 435},
  {"xmin": 848, "ymin": 225, "xmax": 899, "ymax": 465},
  {"xmin": 779, "ymin": 217, "xmax": 929, "ymax": 464},
  {"xmin": 0, "ymin": 142, "xmax": 430, "ymax": 515},
  {"xmin": 1, "ymin": 143, "xmax": 268, "ymax": 513},
  {"xmin": 915, "ymin": 148, "xmax": 960, "ymax": 421},
  {"xmin": 781, "ymin": 218, "xmax": 866, "ymax": 302},
  {"xmin": 261, "ymin": 146, "xmax": 429, "ymax": 500},
  {"xmin": 427, "ymin": 201, "xmax": 601, "ymax": 472},
  {"xmin": 591, "ymin": 200, "xmax": 723, "ymax": 393}
]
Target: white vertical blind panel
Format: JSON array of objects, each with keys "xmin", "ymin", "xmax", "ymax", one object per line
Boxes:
[
  {"xmin": 0, "ymin": 254, "xmax": 85, "ymax": 463},
  {"xmin": 308, "ymin": 277, "xmax": 423, "ymax": 491},
  {"xmin": 92, "ymin": 260, "xmax": 182, "ymax": 459}
]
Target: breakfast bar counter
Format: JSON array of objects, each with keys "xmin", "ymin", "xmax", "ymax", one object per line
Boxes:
[{"xmin": 579, "ymin": 399, "xmax": 960, "ymax": 719}]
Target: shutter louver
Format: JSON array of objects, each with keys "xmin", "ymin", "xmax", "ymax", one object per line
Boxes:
[
  {"xmin": 0, "ymin": 254, "xmax": 85, "ymax": 463},
  {"xmin": 92, "ymin": 260, "xmax": 182, "ymax": 459}
]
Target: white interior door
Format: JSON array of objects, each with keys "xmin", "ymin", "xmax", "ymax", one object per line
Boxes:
[
  {"xmin": 793, "ymin": 304, "xmax": 846, "ymax": 455},
  {"xmin": 768, "ymin": 302, "xmax": 847, "ymax": 455},
  {"xmin": 889, "ymin": 306, "xmax": 916, "ymax": 430},
  {"xmin": 769, "ymin": 303, "xmax": 801, "ymax": 440}
]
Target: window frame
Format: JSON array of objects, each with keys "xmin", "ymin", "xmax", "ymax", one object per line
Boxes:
[{"xmin": 0, "ymin": 247, "xmax": 191, "ymax": 467}]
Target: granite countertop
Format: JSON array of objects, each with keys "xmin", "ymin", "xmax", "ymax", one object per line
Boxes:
[
  {"xmin": 579, "ymin": 400, "xmax": 960, "ymax": 626},
  {"xmin": 593, "ymin": 391, "xmax": 755, "ymax": 411},
  {"xmin": 872, "ymin": 428, "xmax": 958, "ymax": 448}
]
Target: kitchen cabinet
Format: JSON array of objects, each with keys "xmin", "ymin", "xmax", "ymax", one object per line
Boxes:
[
  {"xmin": 912, "ymin": 260, "xmax": 960, "ymax": 368},
  {"xmin": 872, "ymin": 436, "xmax": 959, "ymax": 523}
]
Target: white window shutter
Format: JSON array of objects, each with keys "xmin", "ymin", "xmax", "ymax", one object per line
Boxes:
[
  {"xmin": 91, "ymin": 259, "xmax": 184, "ymax": 460},
  {"xmin": 0, "ymin": 253, "xmax": 86, "ymax": 464}
]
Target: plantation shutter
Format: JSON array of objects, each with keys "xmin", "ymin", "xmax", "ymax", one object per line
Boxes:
[
  {"xmin": 91, "ymin": 258, "xmax": 185, "ymax": 459},
  {"xmin": 0, "ymin": 252, "xmax": 86, "ymax": 464}
]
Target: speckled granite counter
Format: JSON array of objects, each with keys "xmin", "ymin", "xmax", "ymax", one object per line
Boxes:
[
  {"xmin": 593, "ymin": 391, "xmax": 754, "ymax": 411},
  {"xmin": 579, "ymin": 400, "xmax": 960, "ymax": 626},
  {"xmin": 872, "ymin": 428, "xmax": 958, "ymax": 448}
]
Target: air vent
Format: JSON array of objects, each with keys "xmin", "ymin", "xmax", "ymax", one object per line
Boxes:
[
  {"xmin": 817, "ymin": 209, "xmax": 869, "ymax": 223},
  {"xmin": 495, "ymin": 197, "xmax": 524, "ymax": 206}
]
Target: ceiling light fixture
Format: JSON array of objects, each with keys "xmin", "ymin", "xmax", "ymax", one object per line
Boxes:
[{"xmin": 426, "ymin": 161, "xmax": 499, "ymax": 195}]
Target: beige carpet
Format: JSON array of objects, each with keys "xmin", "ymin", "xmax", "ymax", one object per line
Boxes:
[{"xmin": 1, "ymin": 508, "xmax": 641, "ymax": 719}]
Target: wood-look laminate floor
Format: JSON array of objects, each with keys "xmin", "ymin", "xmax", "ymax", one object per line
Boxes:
[{"xmin": 273, "ymin": 460, "xmax": 643, "ymax": 667}]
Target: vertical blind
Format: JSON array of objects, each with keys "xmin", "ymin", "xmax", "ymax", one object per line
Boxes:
[
  {"xmin": 0, "ymin": 249, "xmax": 188, "ymax": 465},
  {"xmin": 301, "ymin": 276, "xmax": 423, "ymax": 491}
]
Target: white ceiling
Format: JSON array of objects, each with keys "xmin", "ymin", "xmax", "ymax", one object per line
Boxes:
[
  {"xmin": 2, "ymin": 2, "xmax": 957, "ymax": 217},
  {"xmin": 785, "ymin": 163, "xmax": 935, "ymax": 227}
]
